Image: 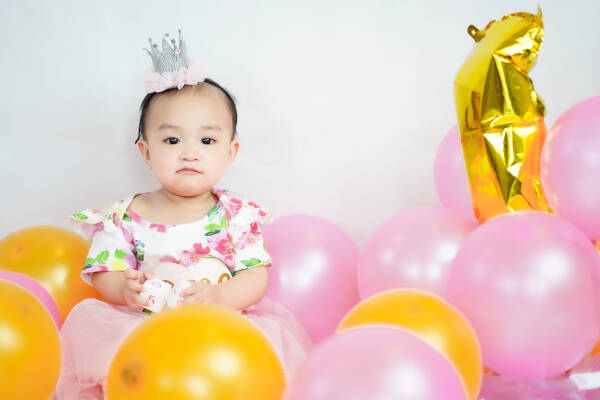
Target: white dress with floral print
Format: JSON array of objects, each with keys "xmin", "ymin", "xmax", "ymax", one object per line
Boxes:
[
  {"xmin": 55, "ymin": 188, "xmax": 311, "ymax": 400},
  {"xmin": 71, "ymin": 187, "xmax": 272, "ymax": 285}
]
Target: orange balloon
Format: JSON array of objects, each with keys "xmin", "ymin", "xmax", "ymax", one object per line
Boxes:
[
  {"xmin": 0, "ymin": 280, "xmax": 62, "ymax": 399},
  {"xmin": 107, "ymin": 304, "xmax": 285, "ymax": 400},
  {"xmin": 337, "ymin": 289, "xmax": 482, "ymax": 400},
  {"xmin": 0, "ymin": 226, "xmax": 101, "ymax": 322}
]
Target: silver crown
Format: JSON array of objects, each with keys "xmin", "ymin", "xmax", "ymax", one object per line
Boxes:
[{"xmin": 143, "ymin": 29, "xmax": 190, "ymax": 75}]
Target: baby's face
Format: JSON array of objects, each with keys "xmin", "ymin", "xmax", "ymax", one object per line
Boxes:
[{"xmin": 138, "ymin": 85, "xmax": 239, "ymax": 197}]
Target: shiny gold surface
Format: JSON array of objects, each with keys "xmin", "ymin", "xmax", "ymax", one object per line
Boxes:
[{"xmin": 454, "ymin": 8, "xmax": 552, "ymax": 222}]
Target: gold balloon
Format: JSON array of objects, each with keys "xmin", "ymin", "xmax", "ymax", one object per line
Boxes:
[
  {"xmin": 107, "ymin": 304, "xmax": 285, "ymax": 400},
  {"xmin": 454, "ymin": 8, "xmax": 552, "ymax": 222},
  {"xmin": 337, "ymin": 289, "xmax": 482, "ymax": 400},
  {"xmin": 0, "ymin": 280, "xmax": 62, "ymax": 399},
  {"xmin": 0, "ymin": 226, "xmax": 101, "ymax": 322}
]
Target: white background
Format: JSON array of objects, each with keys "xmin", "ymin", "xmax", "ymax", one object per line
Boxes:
[{"xmin": 1, "ymin": 0, "xmax": 598, "ymax": 246}]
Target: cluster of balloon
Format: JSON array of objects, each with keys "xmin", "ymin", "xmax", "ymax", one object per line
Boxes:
[
  {"xmin": 106, "ymin": 304, "xmax": 285, "ymax": 400},
  {"xmin": 0, "ymin": 226, "xmax": 105, "ymax": 397},
  {"xmin": 284, "ymin": 326, "xmax": 468, "ymax": 400},
  {"xmin": 0, "ymin": 226, "xmax": 102, "ymax": 323},
  {"xmin": 345, "ymin": 7, "xmax": 600, "ymax": 397},
  {"xmin": 0, "ymin": 280, "xmax": 62, "ymax": 399},
  {"xmin": 338, "ymin": 290, "xmax": 482, "ymax": 400},
  {"xmin": 443, "ymin": 6, "xmax": 600, "ymax": 384},
  {"xmin": 284, "ymin": 289, "xmax": 481, "ymax": 400}
]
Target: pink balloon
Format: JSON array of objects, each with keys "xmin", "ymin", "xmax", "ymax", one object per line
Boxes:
[
  {"xmin": 263, "ymin": 215, "xmax": 360, "ymax": 344},
  {"xmin": 434, "ymin": 125, "xmax": 477, "ymax": 223},
  {"xmin": 358, "ymin": 206, "xmax": 476, "ymax": 299},
  {"xmin": 284, "ymin": 326, "xmax": 468, "ymax": 400},
  {"xmin": 447, "ymin": 212, "xmax": 600, "ymax": 380},
  {"xmin": 0, "ymin": 270, "xmax": 61, "ymax": 327},
  {"xmin": 479, "ymin": 373, "xmax": 582, "ymax": 399},
  {"xmin": 541, "ymin": 96, "xmax": 600, "ymax": 241}
]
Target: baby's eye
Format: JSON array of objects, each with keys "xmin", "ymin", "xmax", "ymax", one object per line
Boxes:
[
  {"xmin": 164, "ymin": 137, "xmax": 180, "ymax": 145},
  {"xmin": 201, "ymin": 138, "xmax": 216, "ymax": 145}
]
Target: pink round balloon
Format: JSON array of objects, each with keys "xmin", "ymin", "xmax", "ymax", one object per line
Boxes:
[
  {"xmin": 263, "ymin": 215, "xmax": 360, "ymax": 344},
  {"xmin": 0, "ymin": 270, "xmax": 61, "ymax": 327},
  {"xmin": 434, "ymin": 125, "xmax": 477, "ymax": 223},
  {"xmin": 447, "ymin": 212, "xmax": 600, "ymax": 380},
  {"xmin": 358, "ymin": 206, "xmax": 476, "ymax": 299},
  {"xmin": 541, "ymin": 96, "xmax": 600, "ymax": 240},
  {"xmin": 284, "ymin": 326, "xmax": 468, "ymax": 400}
]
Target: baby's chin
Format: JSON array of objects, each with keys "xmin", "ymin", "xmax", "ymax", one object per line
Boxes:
[{"xmin": 161, "ymin": 184, "xmax": 213, "ymax": 198}]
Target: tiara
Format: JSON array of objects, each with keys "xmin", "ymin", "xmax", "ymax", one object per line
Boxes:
[{"xmin": 143, "ymin": 29, "xmax": 205, "ymax": 93}]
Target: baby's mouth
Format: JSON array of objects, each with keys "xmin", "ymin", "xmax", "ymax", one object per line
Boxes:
[{"xmin": 176, "ymin": 168, "xmax": 202, "ymax": 174}]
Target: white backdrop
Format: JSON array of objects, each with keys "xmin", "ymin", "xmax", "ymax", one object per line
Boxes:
[{"xmin": 1, "ymin": 0, "xmax": 599, "ymax": 245}]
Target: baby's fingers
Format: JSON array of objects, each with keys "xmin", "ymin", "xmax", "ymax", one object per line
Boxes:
[
  {"xmin": 135, "ymin": 294, "xmax": 149, "ymax": 308},
  {"xmin": 182, "ymin": 281, "xmax": 209, "ymax": 297},
  {"xmin": 124, "ymin": 268, "xmax": 140, "ymax": 280},
  {"xmin": 142, "ymin": 269, "xmax": 156, "ymax": 283},
  {"xmin": 181, "ymin": 286, "xmax": 194, "ymax": 297},
  {"xmin": 126, "ymin": 294, "xmax": 149, "ymax": 311},
  {"xmin": 125, "ymin": 278, "xmax": 144, "ymax": 293}
]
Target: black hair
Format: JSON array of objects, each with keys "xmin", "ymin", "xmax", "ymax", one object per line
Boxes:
[{"xmin": 135, "ymin": 78, "xmax": 238, "ymax": 144}]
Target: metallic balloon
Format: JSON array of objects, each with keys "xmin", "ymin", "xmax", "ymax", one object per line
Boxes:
[{"xmin": 454, "ymin": 8, "xmax": 551, "ymax": 222}]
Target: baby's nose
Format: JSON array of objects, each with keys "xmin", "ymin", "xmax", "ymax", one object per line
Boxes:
[
  {"xmin": 181, "ymin": 153, "xmax": 199, "ymax": 161},
  {"xmin": 180, "ymin": 143, "xmax": 201, "ymax": 160}
]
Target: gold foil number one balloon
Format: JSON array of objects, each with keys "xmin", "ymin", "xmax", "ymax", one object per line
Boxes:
[{"xmin": 454, "ymin": 7, "xmax": 552, "ymax": 222}]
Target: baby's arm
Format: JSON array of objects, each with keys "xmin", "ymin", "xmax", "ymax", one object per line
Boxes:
[
  {"xmin": 91, "ymin": 269, "xmax": 152, "ymax": 312},
  {"xmin": 181, "ymin": 266, "xmax": 267, "ymax": 311}
]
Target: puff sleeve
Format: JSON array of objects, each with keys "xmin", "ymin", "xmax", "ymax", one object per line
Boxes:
[
  {"xmin": 228, "ymin": 199, "xmax": 274, "ymax": 274},
  {"xmin": 70, "ymin": 202, "xmax": 138, "ymax": 285}
]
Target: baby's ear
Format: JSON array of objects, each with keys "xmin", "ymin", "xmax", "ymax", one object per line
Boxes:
[
  {"xmin": 228, "ymin": 139, "xmax": 240, "ymax": 164},
  {"xmin": 137, "ymin": 140, "xmax": 152, "ymax": 169}
]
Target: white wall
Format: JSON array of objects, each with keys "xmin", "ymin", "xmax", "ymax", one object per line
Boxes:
[{"xmin": 1, "ymin": 0, "xmax": 599, "ymax": 246}]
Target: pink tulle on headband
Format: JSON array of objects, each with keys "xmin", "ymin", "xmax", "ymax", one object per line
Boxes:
[{"xmin": 144, "ymin": 59, "xmax": 205, "ymax": 93}]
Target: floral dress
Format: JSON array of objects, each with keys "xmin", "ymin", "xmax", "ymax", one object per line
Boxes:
[
  {"xmin": 55, "ymin": 188, "xmax": 311, "ymax": 400},
  {"xmin": 72, "ymin": 187, "xmax": 272, "ymax": 282}
]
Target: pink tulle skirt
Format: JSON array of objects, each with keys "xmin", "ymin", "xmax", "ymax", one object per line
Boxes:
[{"xmin": 54, "ymin": 297, "xmax": 312, "ymax": 400}]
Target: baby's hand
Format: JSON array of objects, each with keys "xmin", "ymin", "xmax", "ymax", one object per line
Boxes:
[
  {"xmin": 181, "ymin": 281, "xmax": 221, "ymax": 305},
  {"xmin": 122, "ymin": 269, "xmax": 155, "ymax": 311}
]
